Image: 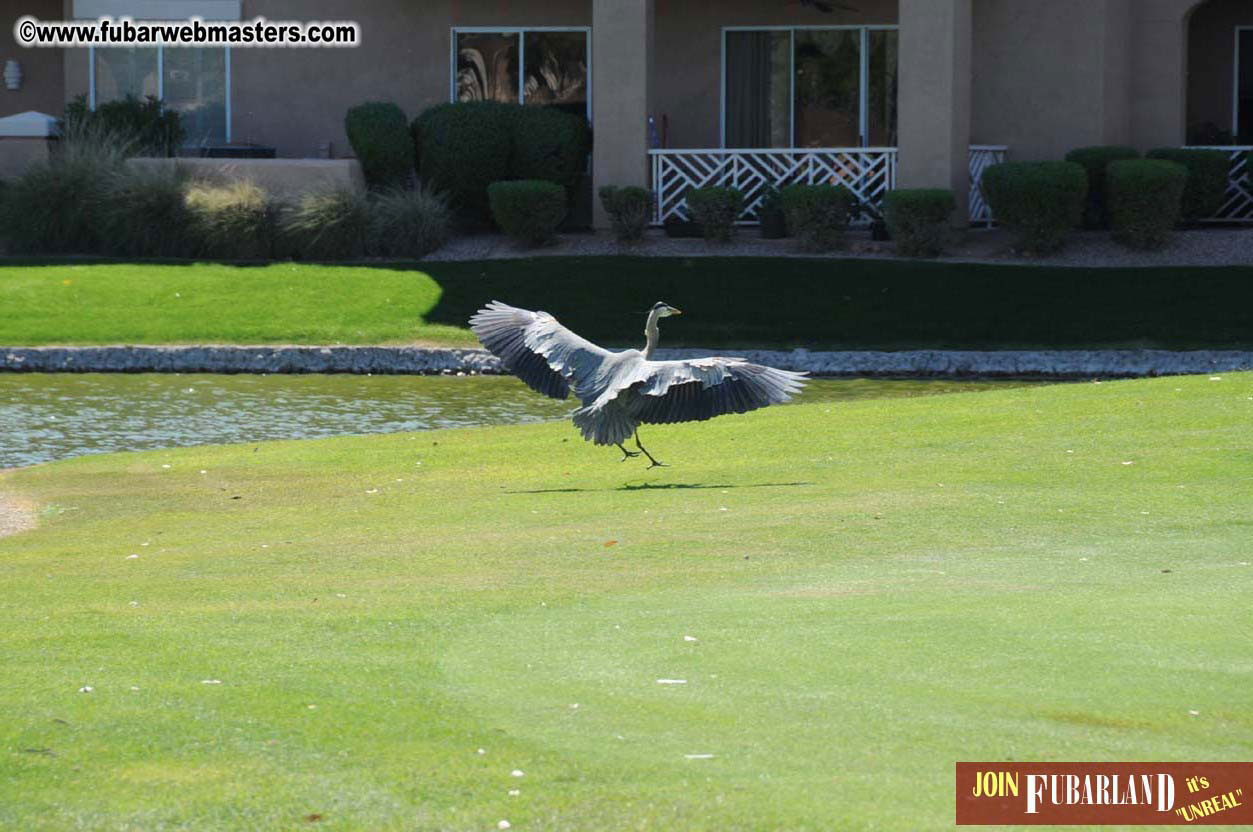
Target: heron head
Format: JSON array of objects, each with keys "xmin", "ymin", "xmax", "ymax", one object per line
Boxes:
[{"xmin": 651, "ymin": 301, "xmax": 682, "ymax": 318}]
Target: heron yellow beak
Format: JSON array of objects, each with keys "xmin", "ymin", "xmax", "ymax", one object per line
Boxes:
[{"xmin": 671, "ymin": 307, "xmax": 683, "ymax": 315}]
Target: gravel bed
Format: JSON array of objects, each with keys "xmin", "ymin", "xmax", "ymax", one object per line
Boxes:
[
  {"xmin": 423, "ymin": 227, "xmax": 1253, "ymax": 268},
  {"xmin": 4, "ymin": 345, "xmax": 1250, "ymax": 379}
]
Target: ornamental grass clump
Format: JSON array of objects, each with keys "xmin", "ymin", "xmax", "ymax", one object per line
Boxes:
[
  {"xmin": 1106, "ymin": 159, "xmax": 1187, "ymax": 250},
  {"xmin": 780, "ymin": 184, "xmax": 853, "ymax": 252},
  {"xmin": 979, "ymin": 161, "xmax": 1087, "ymax": 255},
  {"xmin": 488, "ymin": 180, "xmax": 566, "ymax": 247},
  {"xmin": 103, "ymin": 163, "xmax": 196, "ymax": 258},
  {"xmin": 882, "ymin": 189, "xmax": 956, "ymax": 258},
  {"xmin": 368, "ymin": 187, "xmax": 452, "ymax": 258},
  {"xmin": 0, "ymin": 121, "xmax": 132, "ymax": 254},
  {"xmin": 186, "ymin": 180, "xmax": 278, "ymax": 260},
  {"xmin": 1145, "ymin": 148, "xmax": 1230, "ymax": 222},
  {"xmin": 686, "ymin": 186, "xmax": 744, "ymax": 243},
  {"xmin": 598, "ymin": 186, "xmax": 652, "ymax": 242},
  {"xmin": 1064, "ymin": 145, "xmax": 1140, "ymax": 229},
  {"xmin": 280, "ymin": 187, "xmax": 371, "ymax": 261}
]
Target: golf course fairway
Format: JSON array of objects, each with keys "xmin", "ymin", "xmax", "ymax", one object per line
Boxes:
[{"xmin": 1, "ymin": 373, "xmax": 1250, "ymax": 830}]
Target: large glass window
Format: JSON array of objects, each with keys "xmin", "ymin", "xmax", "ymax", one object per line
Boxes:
[
  {"xmin": 92, "ymin": 46, "xmax": 230, "ymax": 145},
  {"xmin": 724, "ymin": 27, "xmax": 898, "ymax": 149},
  {"xmin": 453, "ymin": 28, "xmax": 590, "ymax": 120}
]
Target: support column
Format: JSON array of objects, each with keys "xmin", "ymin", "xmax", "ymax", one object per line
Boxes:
[
  {"xmin": 591, "ymin": 0, "xmax": 653, "ymax": 228},
  {"xmin": 897, "ymin": 0, "xmax": 972, "ymax": 225}
]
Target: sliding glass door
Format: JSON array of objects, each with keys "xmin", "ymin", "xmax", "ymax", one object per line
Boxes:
[{"xmin": 724, "ymin": 26, "xmax": 897, "ymax": 149}]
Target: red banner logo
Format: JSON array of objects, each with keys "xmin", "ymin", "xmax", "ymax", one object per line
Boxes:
[{"xmin": 956, "ymin": 762, "xmax": 1253, "ymax": 825}]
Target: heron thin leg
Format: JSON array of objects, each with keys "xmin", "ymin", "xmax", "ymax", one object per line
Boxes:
[
  {"xmin": 634, "ymin": 429, "xmax": 666, "ymax": 468},
  {"xmin": 616, "ymin": 443, "xmax": 640, "ymax": 461}
]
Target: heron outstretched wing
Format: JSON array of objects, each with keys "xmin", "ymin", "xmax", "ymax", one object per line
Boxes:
[
  {"xmin": 470, "ymin": 301, "xmax": 613, "ymax": 400},
  {"xmin": 626, "ymin": 357, "xmax": 808, "ymax": 424}
]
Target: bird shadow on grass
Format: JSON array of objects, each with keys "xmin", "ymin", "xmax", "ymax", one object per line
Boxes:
[{"xmin": 507, "ymin": 481, "xmax": 813, "ymax": 494}]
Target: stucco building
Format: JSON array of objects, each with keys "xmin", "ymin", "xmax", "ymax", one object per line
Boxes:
[{"xmin": 1, "ymin": 0, "xmax": 1250, "ymax": 223}]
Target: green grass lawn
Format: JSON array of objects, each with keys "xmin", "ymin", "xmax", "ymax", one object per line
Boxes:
[
  {"xmin": 1, "ymin": 374, "xmax": 1250, "ymax": 830},
  {"xmin": 2, "ymin": 257, "xmax": 1251, "ymax": 349}
]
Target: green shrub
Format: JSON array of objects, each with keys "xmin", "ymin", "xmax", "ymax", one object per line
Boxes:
[
  {"xmin": 598, "ymin": 185, "xmax": 652, "ymax": 242},
  {"xmin": 686, "ymin": 186, "xmax": 744, "ymax": 243},
  {"xmin": 882, "ymin": 189, "xmax": 956, "ymax": 257},
  {"xmin": 368, "ymin": 187, "xmax": 452, "ymax": 258},
  {"xmin": 64, "ymin": 93, "xmax": 184, "ymax": 157},
  {"xmin": 1106, "ymin": 159, "xmax": 1187, "ymax": 250},
  {"xmin": 980, "ymin": 161, "xmax": 1087, "ymax": 255},
  {"xmin": 413, "ymin": 102, "xmax": 591, "ymax": 227},
  {"xmin": 413, "ymin": 102, "xmax": 515, "ymax": 225},
  {"xmin": 0, "ymin": 127, "xmax": 129, "ymax": 254},
  {"xmin": 779, "ymin": 184, "xmax": 853, "ymax": 251},
  {"xmin": 511, "ymin": 106, "xmax": 591, "ymax": 191},
  {"xmin": 488, "ymin": 180, "xmax": 566, "ymax": 247},
  {"xmin": 280, "ymin": 188, "xmax": 370, "ymax": 260},
  {"xmin": 186, "ymin": 181, "xmax": 277, "ymax": 260},
  {"xmin": 1145, "ymin": 148, "xmax": 1230, "ymax": 221},
  {"xmin": 1064, "ymin": 145, "xmax": 1139, "ymax": 229},
  {"xmin": 345, "ymin": 102, "xmax": 415, "ymax": 190},
  {"xmin": 103, "ymin": 163, "xmax": 195, "ymax": 257}
]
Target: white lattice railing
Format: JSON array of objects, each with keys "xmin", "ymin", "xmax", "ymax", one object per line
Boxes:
[
  {"xmin": 969, "ymin": 145, "xmax": 1008, "ymax": 226},
  {"xmin": 650, "ymin": 147, "xmax": 896, "ymax": 226},
  {"xmin": 1184, "ymin": 146, "xmax": 1253, "ymax": 223},
  {"xmin": 650, "ymin": 146, "xmax": 1007, "ymax": 226}
]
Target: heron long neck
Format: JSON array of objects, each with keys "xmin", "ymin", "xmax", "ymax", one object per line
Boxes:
[{"xmin": 643, "ymin": 309, "xmax": 662, "ymax": 359}]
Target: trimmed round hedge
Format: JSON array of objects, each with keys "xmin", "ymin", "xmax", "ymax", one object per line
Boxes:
[
  {"xmin": 980, "ymin": 161, "xmax": 1087, "ymax": 255},
  {"xmin": 345, "ymin": 102, "xmax": 415, "ymax": 190},
  {"xmin": 488, "ymin": 180, "xmax": 567, "ymax": 247},
  {"xmin": 780, "ymin": 184, "xmax": 853, "ymax": 252},
  {"xmin": 413, "ymin": 102, "xmax": 589, "ymax": 227},
  {"xmin": 1064, "ymin": 145, "xmax": 1140, "ymax": 229},
  {"xmin": 686, "ymin": 186, "xmax": 744, "ymax": 243},
  {"xmin": 1106, "ymin": 159, "xmax": 1187, "ymax": 250},
  {"xmin": 1145, "ymin": 148, "xmax": 1229, "ymax": 222},
  {"xmin": 883, "ymin": 188, "xmax": 955, "ymax": 258},
  {"xmin": 599, "ymin": 185, "xmax": 652, "ymax": 242}
]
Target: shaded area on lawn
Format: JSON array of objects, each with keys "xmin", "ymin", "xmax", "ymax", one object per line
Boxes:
[
  {"xmin": 1, "ymin": 256, "xmax": 1251, "ymax": 349},
  {"xmin": 416, "ymin": 256, "xmax": 1253, "ymax": 350}
]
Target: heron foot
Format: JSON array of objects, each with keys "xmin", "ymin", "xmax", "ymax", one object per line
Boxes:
[
  {"xmin": 616, "ymin": 443, "xmax": 641, "ymax": 461},
  {"xmin": 632, "ymin": 430, "xmax": 665, "ymax": 469}
]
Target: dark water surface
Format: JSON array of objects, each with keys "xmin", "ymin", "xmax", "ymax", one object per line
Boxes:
[{"xmin": 0, "ymin": 374, "xmax": 1040, "ymax": 468}]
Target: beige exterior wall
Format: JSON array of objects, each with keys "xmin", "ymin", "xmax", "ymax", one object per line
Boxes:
[
  {"xmin": 898, "ymin": 0, "xmax": 970, "ymax": 220},
  {"xmin": 970, "ymin": 0, "xmax": 1130, "ymax": 159},
  {"xmin": 1, "ymin": 0, "xmax": 67, "ymax": 119},
  {"xmin": 21, "ymin": 0, "xmax": 1247, "ymax": 211},
  {"xmin": 62, "ymin": 0, "xmax": 593, "ymax": 158}
]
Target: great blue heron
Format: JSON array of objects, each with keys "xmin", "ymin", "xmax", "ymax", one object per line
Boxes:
[{"xmin": 470, "ymin": 300, "xmax": 808, "ymax": 467}]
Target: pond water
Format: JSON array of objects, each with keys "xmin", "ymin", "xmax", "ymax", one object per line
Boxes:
[{"xmin": 0, "ymin": 374, "xmax": 1040, "ymax": 468}]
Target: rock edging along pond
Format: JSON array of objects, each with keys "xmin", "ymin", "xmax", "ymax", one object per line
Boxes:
[{"xmin": 2, "ymin": 346, "xmax": 1252, "ymax": 378}]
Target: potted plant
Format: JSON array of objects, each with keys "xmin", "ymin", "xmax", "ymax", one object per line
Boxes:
[{"xmin": 758, "ymin": 185, "xmax": 787, "ymax": 239}]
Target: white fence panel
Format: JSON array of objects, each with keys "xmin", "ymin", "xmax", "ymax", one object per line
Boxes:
[
  {"xmin": 650, "ymin": 147, "xmax": 896, "ymax": 226},
  {"xmin": 968, "ymin": 145, "xmax": 1008, "ymax": 226},
  {"xmin": 650, "ymin": 146, "xmax": 1006, "ymax": 226}
]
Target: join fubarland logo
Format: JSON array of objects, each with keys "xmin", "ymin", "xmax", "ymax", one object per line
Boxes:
[{"xmin": 955, "ymin": 762, "xmax": 1251, "ymax": 825}]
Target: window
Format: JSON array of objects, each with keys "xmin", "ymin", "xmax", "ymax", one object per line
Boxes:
[
  {"xmin": 451, "ymin": 28, "xmax": 590, "ymax": 120},
  {"xmin": 723, "ymin": 26, "xmax": 898, "ymax": 149},
  {"xmin": 90, "ymin": 46, "xmax": 231, "ymax": 145}
]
